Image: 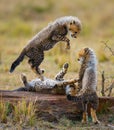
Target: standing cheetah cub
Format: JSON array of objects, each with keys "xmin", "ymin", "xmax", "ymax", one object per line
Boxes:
[
  {"xmin": 10, "ymin": 16, "xmax": 81, "ymax": 80},
  {"xmin": 66, "ymin": 47, "xmax": 100, "ymax": 124}
]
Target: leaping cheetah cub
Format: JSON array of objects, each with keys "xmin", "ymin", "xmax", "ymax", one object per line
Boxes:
[
  {"xmin": 66, "ymin": 47, "xmax": 100, "ymax": 124},
  {"xmin": 10, "ymin": 16, "xmax": 81, "ymax": 80}
]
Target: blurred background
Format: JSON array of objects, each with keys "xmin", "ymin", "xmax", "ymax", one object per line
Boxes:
[{"xmin": 0, "ymin": 0, "xmax": 114, "ymax": 95}]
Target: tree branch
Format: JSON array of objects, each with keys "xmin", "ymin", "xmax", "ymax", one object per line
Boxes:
[
  {"xmin": 102, "ymin": 40, "xmax": 114, "ymax": 55},
  {"xmin": 105, "ymin": 80, "xmax": 114, "ymax": 97},
  {"xmin": 101, "ymin": 71, "xmax": 105, "ymax": 96}
]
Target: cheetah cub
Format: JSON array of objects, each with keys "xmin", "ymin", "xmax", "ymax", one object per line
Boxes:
[
  {"xmin": 66, "ymin": 47, "xmax": 100, "ymax": 124},
  {"xmin": 10, "ymin": 16, "xmax": 81, "ymax": 80}
]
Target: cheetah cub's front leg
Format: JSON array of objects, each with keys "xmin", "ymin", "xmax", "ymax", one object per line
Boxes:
[
  {"xmin": 52, "ymin": 35, "xmax": 70, "ymax": 49},
  {"xmin": 62, "ymin": 37, "xmax": 70, "ymax": 49}
]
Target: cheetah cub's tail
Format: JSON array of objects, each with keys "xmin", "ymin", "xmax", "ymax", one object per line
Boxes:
[{"xmin": 10, "ymin": 48, "xmax": 26, "ymax": 73}]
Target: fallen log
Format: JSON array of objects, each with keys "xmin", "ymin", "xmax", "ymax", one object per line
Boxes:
[{"xmin": 0, "ymin": 90, "xmax": 114, "ymax": 121}]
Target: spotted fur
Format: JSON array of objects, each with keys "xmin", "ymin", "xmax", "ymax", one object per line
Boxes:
[
  {"xmin": 9, "ymin": 16, "xmax": 81, "ymax": 80},
  {"xmin": 14, "ymin": 63, "xmax": 77, "ymax": 94},
  {"xmin": 66, "ymin": 48, "xmax": 100, "ymax": 124}
]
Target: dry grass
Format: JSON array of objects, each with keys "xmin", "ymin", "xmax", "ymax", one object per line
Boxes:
[
  {"xmin": 0, "ymin": 100, "xmax": 36, "ymax": 126},
  {"xmin": 0, "ymin": 0, "xmax": 114, "ymax": 91},
  {"xmin": 0, "ymin": 111, "xmax": 114, "ymax": 129}
]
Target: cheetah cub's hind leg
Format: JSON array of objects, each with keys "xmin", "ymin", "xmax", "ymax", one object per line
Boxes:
[
  {"xmin": 32, "ymin": 66, "xmax": 44, "ymax": 81},
  {"xmin": 90, "ymin": 108, "xmax": 100, "ymax": 124},
  {"xmin": 90, "ymin": 95, "xmax": 100, "ymax": 124},
  {"xmin": 82, "ymin": 103, "xmax": 88, "ymax": 124},
  {"xmin": 28, "ymin": 59, "xmax": 44, "ymax": 81}
]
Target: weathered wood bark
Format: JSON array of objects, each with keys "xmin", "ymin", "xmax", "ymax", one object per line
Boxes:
[{"xmin": 0, "ymin": 90, "xmax": 114, "ymax": 121}]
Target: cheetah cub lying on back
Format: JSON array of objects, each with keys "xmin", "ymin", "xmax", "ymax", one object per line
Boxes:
[
  {"xmin": 66, "ymin": 47, "xmax": 100, "ymax": 124},
  {"xmin": 10, "ymin": 16, "xmax": 81, "ymax": 80}
]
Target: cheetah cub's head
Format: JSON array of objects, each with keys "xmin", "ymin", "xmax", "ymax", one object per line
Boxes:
[
  {"xmin": 67, "ymin": 18, "xmax": 82, "ymax": 38},
  {"xmin": 66, "ymin": 85, "xmax": 77, "ymax": 96},
  {"xmin": 77, "ymin": 48, "xmax": 91, "ymax": 64}
]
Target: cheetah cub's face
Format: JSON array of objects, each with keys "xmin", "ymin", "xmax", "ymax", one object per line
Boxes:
[
  {"xmin": 68, "ymin": 20, "xmax": 81, "ymax": 38},
  {"xmin": 66, "ymin": 85, "xmax": 76, "ymax": 96},
  {"xmin": 77, "ymin": 48, "xmax": 90, "ymax": 64}
]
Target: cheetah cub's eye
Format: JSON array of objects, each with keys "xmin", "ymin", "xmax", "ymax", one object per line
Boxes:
[{"xmin": 77, "ymin": 57, "xmax": 84, "ymax": 64}]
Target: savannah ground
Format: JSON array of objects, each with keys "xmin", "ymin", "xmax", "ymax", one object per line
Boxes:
[{"xmin": 0, "ymin": 0, "xmax": 114, "ymax": 129}]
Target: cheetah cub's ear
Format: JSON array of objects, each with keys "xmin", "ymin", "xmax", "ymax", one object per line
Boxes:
[
  {"xmin": 70, "ymin": 22, "xmax": 73, "ymax": 25},
  {"xmin": 84, "ymin": 48, "xmax": 89, "ymax": 55},
  {"xmin": 73, "ymin": 20, "xmax": 76, "ymax": 24},
  {"xmin": 70, "ymin": 20, "xmax": 76, "ymax": 25},
  {"xmin": 78, "ymin": 48, "xmax": 85, "ymax": 57},
  {"xmin": 84, "ymin": 47, "xmax": 89, "ymax": 52}
]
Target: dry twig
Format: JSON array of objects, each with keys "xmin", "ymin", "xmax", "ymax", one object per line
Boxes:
[
  {"xmin": 101, "ymin": 71, "xmax": 105, "ymax": 96},
  {"xmin": 105, "ymin": 80, "xmax": 114, "ymax": 97},
  {"xmin": 102, "ymin": 40, "xmax": 114, "ymax": 55}
]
